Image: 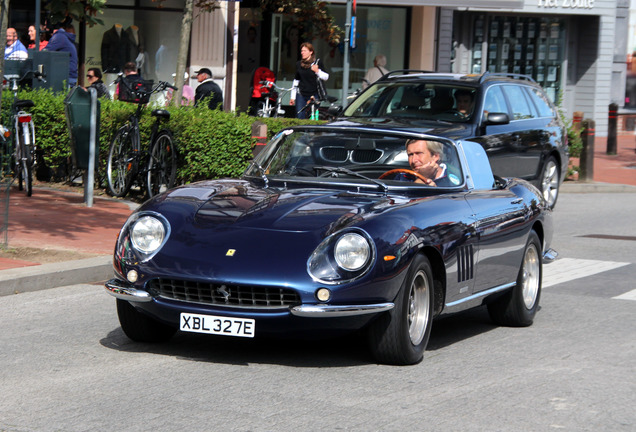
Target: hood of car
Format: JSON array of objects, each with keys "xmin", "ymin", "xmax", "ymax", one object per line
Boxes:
[
  {"xmin": 155, "ymin": 179, "xmax": 393, "ymax": 236},
  {"xmin": 327, "ymin": 117, "xmax": 475, "ymax": 140}
]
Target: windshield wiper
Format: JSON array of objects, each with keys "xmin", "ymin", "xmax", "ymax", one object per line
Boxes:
[{"xmin": 314, "ymin": 166, "xmax": 389, "ymax": 194}]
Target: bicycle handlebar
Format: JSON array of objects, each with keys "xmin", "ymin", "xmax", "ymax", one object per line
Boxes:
[
  {"xmin": 4, "ymin": 70, "xmax": 47, "ymax": 83},
  {"xmin": 115, "ymin": 74, "xmax": 177, "ymax": 94}
]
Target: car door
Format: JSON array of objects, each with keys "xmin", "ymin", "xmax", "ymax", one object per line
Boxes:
[
  {"xmin": 498, "ymin": 84, "xmax": 545, "ymax": 179},
  {"xmin": 458, "ymin": 139, "xmax": 529, "ymax": 294}
]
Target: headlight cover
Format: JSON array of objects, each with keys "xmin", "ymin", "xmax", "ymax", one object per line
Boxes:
[
  {"xmin": 308, "ymin": 229, "xmax": 375, "ymax": 284},
  {"xmin": 122, "ymin": 212, "xmax": 170, "ymax": 261}
]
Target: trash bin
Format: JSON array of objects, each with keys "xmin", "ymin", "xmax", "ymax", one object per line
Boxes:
[{"xmin": 64, "ymin": 87, "xmax": 100, "ymax": 170}]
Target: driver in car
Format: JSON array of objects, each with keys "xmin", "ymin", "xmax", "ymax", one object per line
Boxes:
[
  {"xmin": 400, "ymin": 139, "xmax": 458, "ymax": 187},
  {"xmin": 454, "ymin": 89, "xmax": 474, "ymax": 117}
]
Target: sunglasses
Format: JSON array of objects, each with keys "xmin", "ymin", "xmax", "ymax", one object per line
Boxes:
[{"xmin": 86, "ymin": 74, "xmax": 95, "ymax": 78}]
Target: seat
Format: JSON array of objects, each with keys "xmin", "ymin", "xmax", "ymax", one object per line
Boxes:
[
  {"xmin": 429, "ymin": 89, "xmax": 454, "ymax": 114},
  {"xmin": 398, "ymin": 91, "xmax": 428, "ymax": 115}
]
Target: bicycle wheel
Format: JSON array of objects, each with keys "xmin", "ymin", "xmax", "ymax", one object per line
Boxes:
[
  {"xmin": 21, "ymin": 147, "xmax": 33, "ymax": 197},
  {"xmin": 107, "ymin": 126, "xmax": 135, "ymax": 197},
  {"xmin": 146, "ymin": 130, "xmax": 177, "ymax": 198}
]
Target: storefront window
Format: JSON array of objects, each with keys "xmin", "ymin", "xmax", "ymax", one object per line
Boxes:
[
  {"xmin": 85, "ymin": 2, "xmax": 184, "ymax": 87},
  {"xmin": 469, "ymin": 15, "xmax": 565, "ymax": 102},
  {"xmin": 269, "ymin": 5, "xmax": 407, "ymax": 98}
]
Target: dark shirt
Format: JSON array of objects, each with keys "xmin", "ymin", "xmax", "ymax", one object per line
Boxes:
[
  {"xmin": 88, "ymin": 80, "xmax": 111, "ymax": 99},
  {"xmin": 294, "ymin": 59, "xmax": 328, "ymax": 98},
  {"xmin": 195, "ymin": 79, "xmax": 223, "ymax": 109}
]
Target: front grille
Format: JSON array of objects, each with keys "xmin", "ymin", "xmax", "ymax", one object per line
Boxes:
[{"xmin": 148, "ymin": 278, "xmax": 300, "ymax": 309}]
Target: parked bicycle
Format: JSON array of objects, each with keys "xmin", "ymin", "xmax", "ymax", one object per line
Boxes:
[
  {"xmin": 3, "ymin": 70, "xmax": 46, "ymax": 197},
  {"xmin": 298, "ymin": 95, "xmax": 338, "ymax": 121},
  {"xmin": 254, "ymin": 80, "xmax": 292, "ymax": 118},
  {"xmin": 106, "ymin": 76, "xmax": 178, "ymax": 198}
]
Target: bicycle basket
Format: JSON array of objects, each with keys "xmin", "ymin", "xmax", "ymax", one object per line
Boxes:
[{"xmin": 119, "ymin": 79, "xmax": 154, "ymax": 104}]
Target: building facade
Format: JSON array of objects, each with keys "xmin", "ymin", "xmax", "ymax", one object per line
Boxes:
[{"xmin": 6, "ymin": 0, "xmax": 629, "ymax": 136}]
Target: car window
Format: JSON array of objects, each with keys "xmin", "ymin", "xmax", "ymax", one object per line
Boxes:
[
  {"xmin": 343, "ymin": 82, "xmax": 475, "ymax": 122},
  {"xmin": 502, "ymin": 85, "xmax": 534, "ymax": 120},
  {"xmin": 483, "ymin": 85, "xmax": 508, "ymax": 115},
  {"xmin": 526, "ymin": 86, "xmax": 556, "ymax": 118}
]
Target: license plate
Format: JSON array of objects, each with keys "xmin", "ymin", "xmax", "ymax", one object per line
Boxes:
[{"xmin": 179, "ymin": 313, "xmax": 255, "ymax": 338}]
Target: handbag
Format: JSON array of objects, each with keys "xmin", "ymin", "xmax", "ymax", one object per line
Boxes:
[{"xmin": 314, "ymin": 59, "xmax": 328, "ymax": 101}]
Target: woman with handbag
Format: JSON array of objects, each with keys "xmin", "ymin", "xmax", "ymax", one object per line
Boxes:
[{"xmin": 290, "ymin": 42, "xmax": 330, "ymax": 119}]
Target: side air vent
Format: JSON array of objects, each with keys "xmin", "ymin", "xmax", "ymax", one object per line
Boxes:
[{"xmin": 457, "ymin": 244, "xmax": 474, "ymax": 283}]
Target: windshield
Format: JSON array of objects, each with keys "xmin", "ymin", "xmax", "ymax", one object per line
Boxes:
[
  {"xmin": 245, "ymin": 129, "xmax": 464, "ymax": 189},
  {"xmin": 343, "ymin": 82, "xmax": 477, "ymax": 123}
]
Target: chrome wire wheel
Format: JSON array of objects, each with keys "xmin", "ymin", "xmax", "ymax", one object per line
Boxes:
[
  {"xmin": 408, "ymin": 269, "xmax": 430, "ymax": 345},
  {"xmin": 541, "ymin": 158, "xmax": 559, "ymax": 208},
  {"xmin": 521, "ymin": 243, "xmax": 540, "ymax": 309}
]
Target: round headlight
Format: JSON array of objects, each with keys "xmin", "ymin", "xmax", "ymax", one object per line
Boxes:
[
  {"xmin": 131, "ymin": 216, "xmax": 165, "ymax": 253},
  {"xmin": 334, "ymin": 233, "xmax": 370, "ymax": 271}
]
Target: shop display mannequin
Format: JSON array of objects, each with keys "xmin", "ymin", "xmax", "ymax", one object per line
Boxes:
[{"xmin": 101, "ymin": 24, "xmax": 131, "ymax": 73}]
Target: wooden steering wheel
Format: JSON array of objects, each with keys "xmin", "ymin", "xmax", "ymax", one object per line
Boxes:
[{"xmin": 379, "ymin": 168, "xmax": 432, "ymax": 184}]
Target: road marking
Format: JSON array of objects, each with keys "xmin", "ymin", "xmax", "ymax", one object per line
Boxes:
[
  {"xmin": 543, "ymin": 258, "xmax": 630, "ymax": 289},
  {"xmin": 612, "ymin": 290, "xmax": 636, "ymax": 301}
]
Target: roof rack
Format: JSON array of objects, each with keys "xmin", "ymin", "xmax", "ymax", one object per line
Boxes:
[
  {"xmin": 479, "ymin": 72, "xmax": 536, "ymax": 84},
  {"xmin": 380, "ymin": 70, "xmax": 436, "ymax": 80}
]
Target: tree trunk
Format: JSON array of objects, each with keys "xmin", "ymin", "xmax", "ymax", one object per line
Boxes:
[{"xmin": 172, "ymin": 0, "xmax": 194, "ymax": 106}]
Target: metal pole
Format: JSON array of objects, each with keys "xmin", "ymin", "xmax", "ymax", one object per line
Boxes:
[
  {"xmin": 35, "ymin": 0, "xmax": 40, "ymax": 50},
  {"xmin": 86, "ymin": 88, "xmax": 97, "ymax": 207},
  {"xmin": 341, "ymin": 0, "xmax": 352, "ymax": 104}
]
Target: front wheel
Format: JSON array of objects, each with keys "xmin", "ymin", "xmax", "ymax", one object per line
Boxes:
[
  {"xmin": 367, "ymin": 254, "xmax": 434, "ymax": 365},
  {"xmin": 146, "ymin": 130, "xmax": 177, "ymax": 198},
  {"xmin": 487, "ymin": 230, "xmax": 542, "ymax": 327},
  {"xmin": 107, "ymin": 127, "xmax": 135, "ymax": 197},
  {"xmin": 116, "ymin": 299, "xmax": 176, "ymax": 342}
]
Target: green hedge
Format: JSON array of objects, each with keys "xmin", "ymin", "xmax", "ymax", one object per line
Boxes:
[{"xmin": 1, "ymin": 87, "xmax": 322, "ymax": 187}]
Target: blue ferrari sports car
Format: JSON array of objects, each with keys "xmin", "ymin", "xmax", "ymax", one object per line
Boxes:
[{"xmin": 106, "ymin": 125, "xmax": 557, "ymax": 365}]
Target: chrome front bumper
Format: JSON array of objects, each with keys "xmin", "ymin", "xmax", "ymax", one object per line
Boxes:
[{"xmin": 105, "ymin": 278, "xmax": 152, "ymax": 302}]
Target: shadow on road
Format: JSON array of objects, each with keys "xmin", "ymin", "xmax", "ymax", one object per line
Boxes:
[{"xmin": 99, "ymin": 306, "xmax": 501, "ymax": 366}]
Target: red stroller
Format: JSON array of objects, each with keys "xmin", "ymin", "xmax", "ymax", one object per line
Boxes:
[{"xmin": 249, "ymin": 67, "xmax": 280, "ymax": 117}]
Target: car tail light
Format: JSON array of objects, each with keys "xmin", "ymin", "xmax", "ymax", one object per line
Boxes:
[{"xmin": 18, "ymin": 114, "xmax": 32, "ymax": 123}]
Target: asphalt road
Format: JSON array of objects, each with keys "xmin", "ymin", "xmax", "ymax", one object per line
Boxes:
[{"xmin": 1, "ymin": 192, "xmax": 635, "ymax": 431}]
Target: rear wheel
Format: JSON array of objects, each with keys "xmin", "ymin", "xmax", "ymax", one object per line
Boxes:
[
  {"xmin": 107, "ymin": 126, "xmax": 135, "ymax": 197},
  {"xmin": 116, "ymin": 299, "xmax": 176, "ymax": 342},
  {"xmin": 146, "ymin": 130, "xmax": 177, "ymax": 198},
  {"xmin": 367, "ymin": 254, "xmax": 434, "ymax": 365},
  {"xmin": 540, "ymin": 156, "xmax": 560, "ymax": 209},
  {"xmin": 20, "ymin": 147, "xmax": 33, "ymax": 197},
  {"xmin": 488, "ymin": 230, "xmax": 542, "ymax": 327}
]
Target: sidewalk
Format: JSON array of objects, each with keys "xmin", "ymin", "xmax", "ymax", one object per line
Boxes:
[
  {"xmin": 0, "ymin": 185, "xmax": 137, "ymax": 295},
  {"xmin": 0, "ymin": 133, "xmax": 634, "ymax": 295}
]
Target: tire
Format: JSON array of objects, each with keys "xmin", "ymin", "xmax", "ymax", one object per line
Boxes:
[
  {"xmin": 146, "ymin": 130, "xmax": 177, "ymax": 198},
  {"xmin": 21, "ymin": 147, "xmax": 33, "ymax": 197},
  {"xmin": 367, "ymin": 254, "xmax": 434, "ymax": 365},
  {"xmin": 539, "ymin": 156, "xmax": 560, "ymax": 209},
  {"xmin": 116, "ymin": 299, "xmax": 176, "ymax": 343},
  {"xmin": 488, "ymin": 231, "xmax": 542, "ymax": 327},
  {"xmin": 107, "ymin": 127, "xmax": 135, "ymax": 197}
]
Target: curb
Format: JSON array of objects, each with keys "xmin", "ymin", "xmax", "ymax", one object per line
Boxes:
[
  {"xmin": 561, "ymin": 181, "xmax": 636, "ymax": 193},
  {"xmin": 0, "ymin": 256, "xmax": 113, "ymax": 296}
]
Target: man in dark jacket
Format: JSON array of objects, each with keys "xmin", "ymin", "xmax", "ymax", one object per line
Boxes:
[
  {"xmin": 45, "ymin": 21, "xmax": 78, "ymax": 87},
  {"xmin": 194, "ymin": 68, "xmax": 223, "ymax": 110}
]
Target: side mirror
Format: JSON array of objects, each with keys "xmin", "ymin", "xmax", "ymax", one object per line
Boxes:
[
  {"xmin": 328, "ymin": 105, "xmax": 344, "ymax": 117},
  {"xmin": 483, "ymin": 112, "xmax": 510, "ymax": 125}
]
